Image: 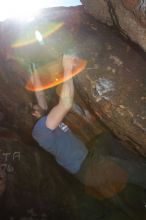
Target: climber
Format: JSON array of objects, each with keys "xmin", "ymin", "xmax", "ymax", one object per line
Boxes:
[
  {"xmin": 31, "ymin": 54, "xmax": 146, "ymax": 199},
  {"xmin": 31, "ymin": 54, "xmax": 88, "ymax": 175}
]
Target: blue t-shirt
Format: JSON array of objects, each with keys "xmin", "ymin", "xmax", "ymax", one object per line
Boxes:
[{"xmin": 32, "ymin": 116, "xmax": 88, "ymax": 174}]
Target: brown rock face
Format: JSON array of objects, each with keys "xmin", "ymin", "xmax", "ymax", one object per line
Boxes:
[
  {"xmin": 81, "ymin": 0, "xmax": 146, "ymax": 51},
  {"xmin": 122, "ymin": 0, "xmax": 140, "ymax": 10},
  {"xmin": 73, "ymin": 16, "xmax": 146, "ymax": 155}
]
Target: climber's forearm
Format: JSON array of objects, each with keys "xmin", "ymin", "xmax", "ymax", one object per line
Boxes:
[
  {"xmin": 31, "ymin": 63, "xmax": 48, "ymax": 110},
  {"xmin": 59, "ymin": 71, "xmax": 74, "ymax": 110},
  {"xmin": 35, "ymin": 91, "xmax": 48, "ymax": 111},
  {"xmin": 45, "ymin": 74, "xmax": 74, "ymax": 130},
  {"xmin": 45, "ymin": 54, "xmax": 75, "ymax": 130}
]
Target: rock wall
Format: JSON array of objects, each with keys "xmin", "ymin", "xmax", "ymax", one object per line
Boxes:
[{"xmin": 81, "ymin": 0, "xmax": 146, "ymax": 52}]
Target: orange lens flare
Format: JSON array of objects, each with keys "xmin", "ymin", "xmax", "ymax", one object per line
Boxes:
[
  {"xmin": 84, "ymin": 159, "xmax": 128, "ymax": 199},
  {"xmin": 25, "ymin": 58, "xmax": 87, "ymax": 91}
]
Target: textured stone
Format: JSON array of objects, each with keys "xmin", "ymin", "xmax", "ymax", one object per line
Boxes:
[
  {"xmin": 73, "ymin": 15, "xmax": 146, "ymax": 155},
  {"xmin": 81, "ymin": 0, "xmax": 146, "ymax": 51}
]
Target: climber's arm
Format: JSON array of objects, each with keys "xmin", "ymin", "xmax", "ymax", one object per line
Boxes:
[{"xmin": 46, "ymin": 55, "xmax": 75, "ymax": 130}]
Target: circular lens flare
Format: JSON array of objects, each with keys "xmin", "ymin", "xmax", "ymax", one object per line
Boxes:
[{"xmin": 26, "ymin": 58, "xmax": 87, "ymax": 91}]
